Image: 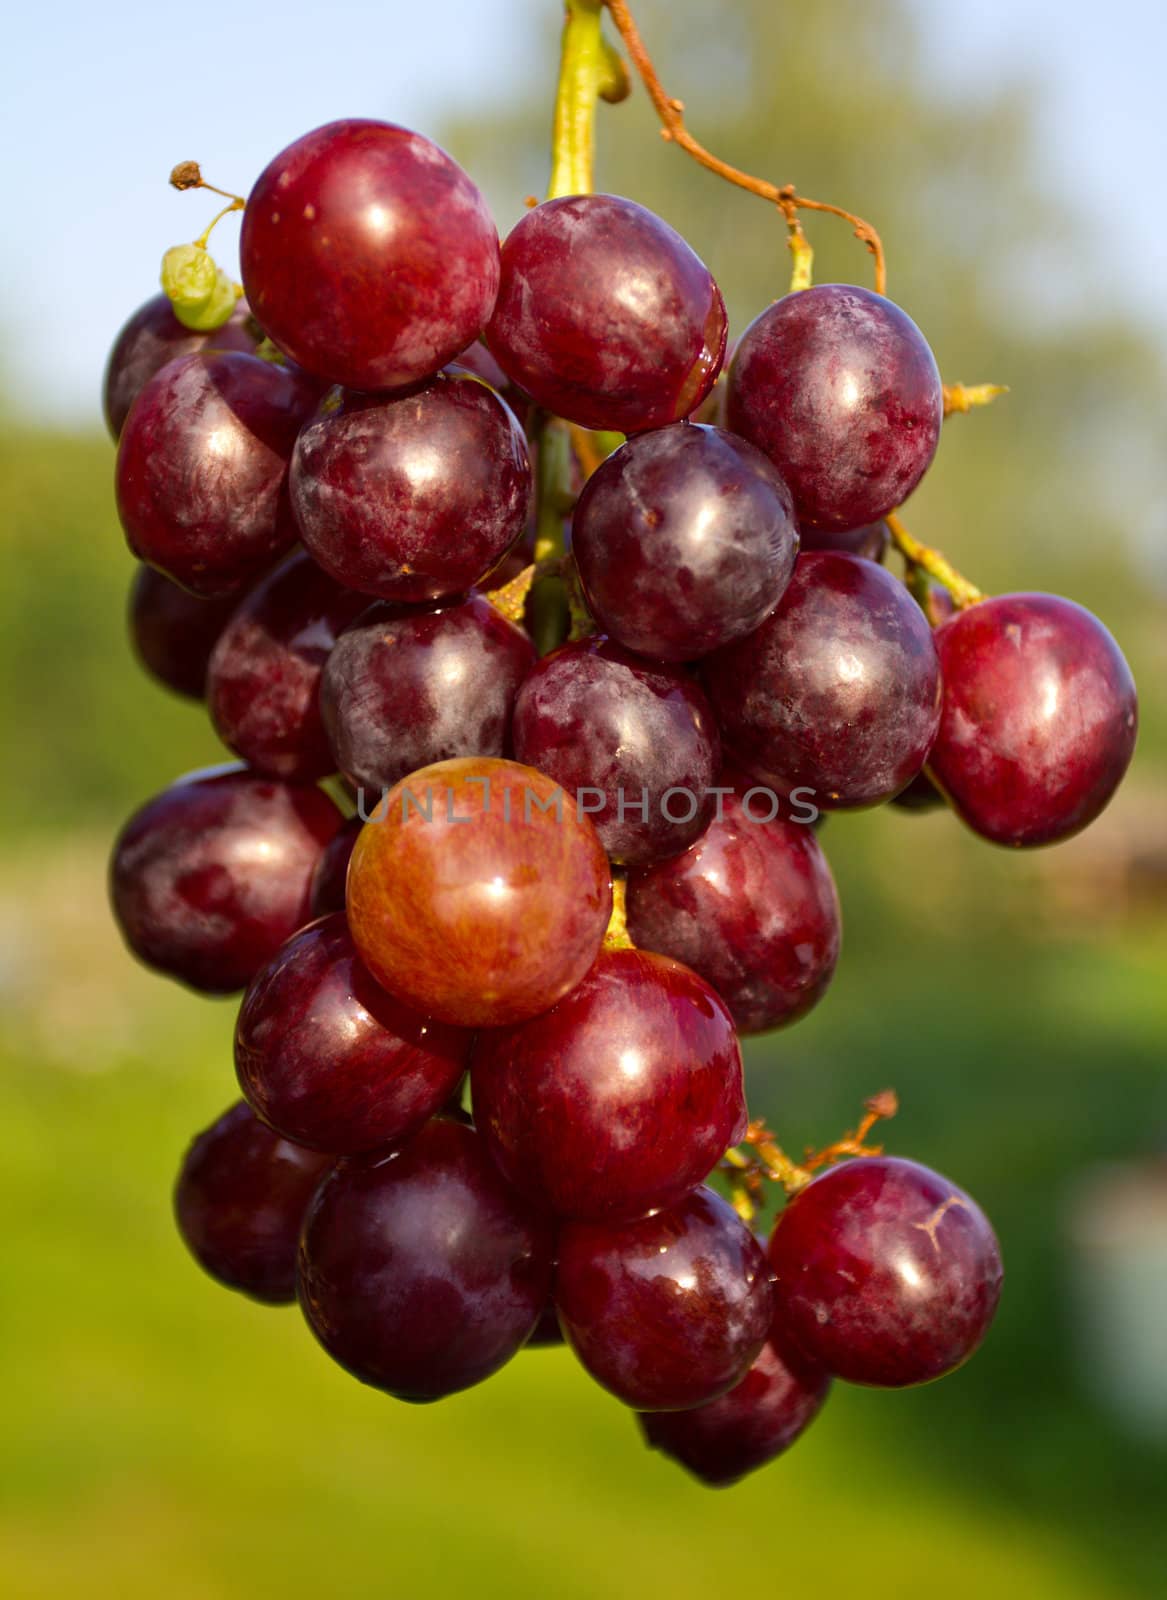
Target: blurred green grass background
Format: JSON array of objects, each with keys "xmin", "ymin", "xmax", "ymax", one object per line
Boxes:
[{"xmin": 2, "ymin": 0, "xmax": 1166, "ymax": 1594}]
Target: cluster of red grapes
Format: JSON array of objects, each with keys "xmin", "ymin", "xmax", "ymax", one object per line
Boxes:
[{"xmin": 104, "ymin": 112, "xmax": 1136, "ymax": 1488}]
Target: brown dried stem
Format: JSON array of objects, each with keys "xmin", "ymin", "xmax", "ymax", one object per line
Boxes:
[{"xmin": 603, "ymin": 0, "xmax": 886, "ymax": 292}]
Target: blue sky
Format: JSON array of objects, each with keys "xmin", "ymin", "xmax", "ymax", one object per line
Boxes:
[{"xmin": 2, "ymin": 0, "xmax": 1163, "ymax": 424}]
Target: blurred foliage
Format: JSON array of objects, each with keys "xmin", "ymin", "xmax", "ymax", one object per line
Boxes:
[{"xmin": 1, "ymin": 0, "xmax": 1165, "ymax": 1595}]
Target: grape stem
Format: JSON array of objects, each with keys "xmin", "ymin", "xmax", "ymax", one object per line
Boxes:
[
  {"xmin": 548, "ymin": 0, "xmax": 629, "ymax": 199},
  {"xmin": 485, "ymin": 562, "xmax": 537, "ymax": 624},
  {"xmin": 943, "ymin": 381, "xmax": 1009, "ymax": 417},
  {"xmin": 528, "ymin": 416, "xmax": 575, "ymax": 653},
  {"xmin": 602, "ymin": 876, "xmax": 634, "ymax": 950},
  {"xmin": 723, "ymin": 1090, "xmax": 900, "ymax": 1219},
  {"xmin": 886, "ymin": 512, "xmax": 985, "ymax": 610},
  {"xmin": 602, "ymin": 0, "xmax": 887, "ymax": 293}
]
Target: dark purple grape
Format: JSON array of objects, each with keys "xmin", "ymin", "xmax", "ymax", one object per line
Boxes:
[
  {"xmin": 320, "ymin": 596, "xmax": 535, "ymax": 794},
  {"xmin": 703, "ymin": 551, "xmax": 941, "ymax": 809},
  {"xmin": 308, "ymin": 815, "xmax": 362, "ymax": 917},
  {"xmin": 556, "ymin": 1187, "xmax": 773, "ymax": 1410},
  {"xmin": 800, "ymin": 520, "xmax": 890, "ymax": 562},
  {"xmin": 571, "ymin": 422, "xmax": 798, "ymax": 661},
  {"xmin": 471, "ymin": 947, "xmax": 745, "ymax": 1222},
  {"xmin": 236, "ymin": 913, "xmax": 470, "ymax": 1154},
  {"xmin": 626, "ymin": 789, "xmax": 840, "ymax": 1033},
  {"xmin": 290, "ymin": 372, "xmax": 531, "ymax": 602},
  {"xmin": 511, "ymin": 637, "xmax": 721, "ymax": 865},
  {"xmin": 727, "ymin": 286, "xmax": 943, "ymax": 530},
  {"xmin": 127, "ymin": 565, "xmax": 240, "ymax": 699},
  {"xmin": 298, "ymin": 1119, "xmax": 554, "ymax": 1400},
  {"xmin": 206, "ymin": 551, "xmax": 368, "ymax": 781},
  {"xmin": 174, "ymin": 1100, "xmax": 332, "ymax": 1304},
  {"xmin": 928, "ymin": 593, "xmax": 1137, "ymax": 847},
  {"xmin": 486, "ymin": 195, "xmax": 726, "ymax": 433},
  {"xmin": 115, "ymin": 351, "xmax": 318, "ymax": 596},
  {"xmin": 638, "ymin": 1324, "xmax": 830, "ymax": 1486},
  {"xmin": 110, "ymin": 765, "xmax": 344, "ymax": 993},
  {"xmin": 103, "ymin": 292, "xmax": 257, "ymax": 439},
  {"xmin": 768, "ymin": 1156, "xmax": 1003, "ymax": 1387},
  {"xmin": 241, "ymin": 120, "xmax": 500, "ymax": 391}
]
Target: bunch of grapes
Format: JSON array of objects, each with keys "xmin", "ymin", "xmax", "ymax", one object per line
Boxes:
[{"xmin": 102, "ymin": 1, "xmax": 1137, "ymax": 1491}]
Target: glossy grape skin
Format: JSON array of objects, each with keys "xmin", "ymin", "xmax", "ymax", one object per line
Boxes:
[
  {"xmin": 471, "ymin": 947, "xmax": 745, "ymax": 1222},
  {"xmin": 556, "ymin": 1187, "xmax": 773, "ymax": 1411},
  {"xmin": 241, "ymin": 119, "xmax": 500, "ymax": 391},
  {"xmin": 206, "ymin": 552, "xmax": 367, "ymax": 781},
  {"xmin": 290, "ymin": 372, "xmax": 530, "ymax": 602},
  {"xmin": 768, "ymin": 1156, "xmax": 1003, "ymax": 1387},
  {"xmin": 110, "ymin": 765, "xmax": 344, "ymax": 993},
  {"xmin": 511, "ymin": 637, "xmax": 721, "ymax": 865},
  {"xmin": 308, "ymin": 815, "xmax": 362, "ymax": 917},
  {"xmin": 103, "ymin": 292, "xmax": 257, "ymax": 439},
  {"xmin": 927, "ymin": 593, "xmax": 1137, "ymax": 847},
  {"xmin": 347, "ymin": 758, "xmax": 611, "ymax": 1026},
  {"xmin": 626, "ymin": 793, "xmax": 841, "ymax": 1034},
  {"xmin": 297, "ymin": 1119, "xmax": 554, "ymax": 1401},
  {"xmin": 638, "ymin": 1326, "xmax": 831, "ymax": 1486},
  {"xmin": 727, "ymin": 285, "xmax": 943, "ymax": 530},
  {"xmin": 486, "ymin": 194, "xmax": 726, "ymax": 434},
  {"xmin": 115, "ymin": 352, "xmax": 318, "ymax": 596},
  {"xmin": 703, "ymin": 551, "xmax": 942, "ymax": 809},
  {"xmin": 338, "ymin": 749, "xmax": 604, "ymax": 1027},
  {"xmin": 571, "ymin": 422, "xmax": 798, "ymax": 662},
  {"xmin": 235, "ymin": 914, "xmax": 470, "ymax": 1154},
  {"xmin": 174, "ymin": 1100, "xmax": 332, "ymax": 1304},
  {"xmin": 800, "ymin": 520, "xmax": 890, "ymax": 563},
  {"xmin": 127, "ymin": 565, "xmax": 240, "ymax": 700},
  {"xmin": 321, "ymin": 596, "xmax": 535, "ymax": 795}
]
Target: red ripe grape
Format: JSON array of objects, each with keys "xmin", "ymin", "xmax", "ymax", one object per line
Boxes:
[
  {"xmin": 571, "ymin": 422, "xmax": 798, "ymax": 662},
  {"xmin": 235, "ymin": 913, "xmax": 470, "ymax": 1154},
  {"xmin": 511, "ymin": 636, "xmax": 721, "ymax": 866},
  {"xmin": 638, "ymin": 1325, "xmax": 830, "ymax": 1486},
  {"xmin": 103, "ymin": 292, "xmax": 257, "ymax": 439},
  {"xmin": 485, "ymin": 195, "xmax": 726, "ymax": 433},
  {"xmin": 320, "ymin": 596, "xmax": 535, "ymax": 794},
  {"xmin": 767, "ymin": 1156, "xmax": 1003, "ymax": 1387},
  {"xmin": 556, "ymin": 1187, "xmax": 773, "ymax": 1411},
  {"xmin": 127, "ymin": 565, "xmax": 240, "ymax": 700},
  {"xmin": 109, "ymin": 764, "xmax": 344, "ymax": 993},
  {"xmin": 240, "ymin": 120, "xmax": 500, "ymax": 391},
  {"xmin": 470, "ymin": 946, "xmax": 746, "ymax": 1222},
  {"xmin": 727, "ymin": 285, "xmax": 943, "ymax": 530},
  {"xmin": 174, "ymin": 1100, "xmax": 331, "ymax": 1304},
  {"xmin": 626, "ymin": 792, "xmax": 841, "ymax": 1034},
  {"xmin": 115, "ymin": 351, "xmax": 318, "ymax": 596},
  {"xmin": 800, "ymin": 520, "xmax": 890, "ymax": 562},
  {"xmin": 346, "ymin": 758, "xmax": 611, "ymax": 1026},
  {"xmin": 297, "ymin": 1119, "xmax": 554, "ymax": 1401},
  {"xmin": 290, "ymin": 372, "xmax": 531, "ymax": 602},
  {"xmin": 703, "ymin": 551, "xmax": 941, "ymax": 808},
  {"xmin": 928, "ymin": 593, "xmax": 1137, "ymax": 847},
  {"xmin": 207, "ymin": 551, "xmax": 369, "ymax": 781},
  {"xmin": 308, "ymin": 815, "xmax": 362, "ymax": 918}
]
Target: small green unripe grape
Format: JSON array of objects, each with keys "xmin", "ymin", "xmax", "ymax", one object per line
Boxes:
[{"xmin": 161, "ymin": 243, "xmax": 241, "ymax": 331}]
